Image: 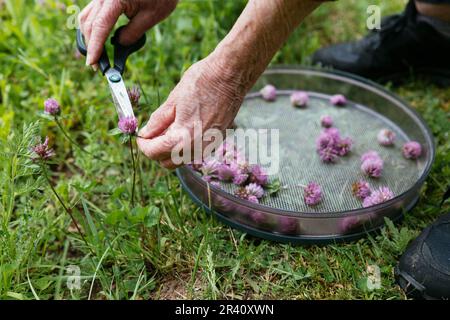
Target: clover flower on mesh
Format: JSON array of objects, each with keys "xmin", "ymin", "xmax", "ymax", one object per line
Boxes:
[
  {"xmin": 330, "ymin": 94, "xmax": 347, "ymax": 106},
  {"xmin": 234, "ymin": 187, "xmax": 249, "ymax": 201},
  {"xmin": 304, "ymin": 182, "xmax": 322, "ymax": 206},
  {"xmin": 199, "ymin": 142, "xmax": 272, "ymax": 203},
  {"xmin": 316, "ymin": 131, "xmax": 336, "ymax": 150},
  {"xmin": 236, "ymin": 158, "xmax": 250, "ymax": 174},
  {"xmin": 363, "ymin": 186, "xmax": 394, "ymax": 208},
  {"xmin": 318, "ymin": 146, "xmax": 339, "ymax": 163},
  {"xmin": 352, "ymin": 180, "xmax": 371, "ymax": 200},
  {"xmin": 335, "ymin": 137, "xmax": 353, "ymax": 156},
  {"xmin": 316, "ymin": 131, "xmax": 338, "ymax": 163},
  {"xmin": 320, "ymin": 115, "xmax": 333, "ymax": 128},
  {"xmin": 248, "ymin": 165, "xmax": 268, "ymax": 186},
  {"xmin": 260, "ymin": 84, "xmax": 277, "ymax": 101},
  {"xmin": 402, "ymin": 141, "xmax": 422, "ymax": 159},
  {"xmin": 217, "ymin": 163, "xmax": 239, "ymax": 182},
  {"xmin": 377, "ymin": 129, "xmax": 396, "ymax": 146},
  {"xmin": 360, "ymin": 150, "xmax": 383, "ymax": 178},
  {"xmin": 290, "ymin": 91, "xmax": 309, "ymax": 107},
  {"xmin": 44, "ymin": 98, "xmax": 61, "ymax": 116},
  {"xmin": 247, "ymin": 195, "xmax": 259, "ymax": 203},
  {"xmin": 233, "ymin": 173, "xmax": 249, "ymax": 186},
  {"xmin": 361, "ymin": 157, "xmax": 384, "ymax": 178},
  {"xmin": 245, "ymin": 183, "xmax": 264, "ymax": 199},
  {"xmin": 118, "ymin": 116, "xmax": 138, "ymax": 134},
  {"xmin": 234, "ymin": 185, "xmax": 262, "ymax": 204},
  {"xmin": 200, "ymin": 158, "xmax": 220, "ymax": 179},
  {"xmin": 316, "ymin": 127, "xmax": 352, "ymax": 163},
  {"xmin": 31, "ymin": 136, "xmax": 55, "ymax": 161}
]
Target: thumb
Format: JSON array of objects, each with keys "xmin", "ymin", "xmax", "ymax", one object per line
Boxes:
[{"xmin": 139, "ymin": 103, "xmax": 175, "ymax": 139}]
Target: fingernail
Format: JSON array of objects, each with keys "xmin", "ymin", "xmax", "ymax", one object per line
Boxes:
[
  {"xmin": 86, "ymin": 54, "xmax": 91, "ymax": 66},
  {"xmin": 92, "ymin": 64, "xmax": 98, "ymax": 72}
]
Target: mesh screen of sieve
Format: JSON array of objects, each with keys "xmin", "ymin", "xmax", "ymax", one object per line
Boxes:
[{"xmin": 217, "ymin": 91, "xmax": 425, "ymax": 214}]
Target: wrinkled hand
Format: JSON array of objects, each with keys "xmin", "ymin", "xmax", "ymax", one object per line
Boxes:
[
  {"xmin": 79, "ymin": 0, "xmax": 177, "ymax": 67},
  {"xmin": 137, "ymin": 57, "xmax": 245, "ymax": 169}
]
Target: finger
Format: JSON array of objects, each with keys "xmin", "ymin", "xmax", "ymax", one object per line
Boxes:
[
  {"xmin": 119, "ymin": 0, "xmax": 178, "ymax": 45},
  {"xmin": 78, "ymin": 0, "xmax": 95, "ymax": 34},
  {"xmin": 138, "ymin": 103, "xmax": 175, "ymax": 139},
  {"xmin": 86, "ymin": 0, "xmax": 122, "ymax": 65},
  {"xmin": 158, "ymin": 158, "xmax": 178, "ymax": 170},
  {"xmin": 137, "ymin": 133, "xmax": 179, "ymax": 161},
  {"xmin": 118, "ymin": 11, "xmax": 157, "ymax": 45}
]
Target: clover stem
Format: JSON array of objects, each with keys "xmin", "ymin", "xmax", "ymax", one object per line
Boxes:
[
  {"xmin": 129, "ymin": 137, "xmax": 136, "ymax": 208},
  {"xmin": 41, "ymin": 161, "xmax": 94, "ymax": 256}
]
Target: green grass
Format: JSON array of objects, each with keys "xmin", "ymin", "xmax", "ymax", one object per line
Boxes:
[{"xmin": 0, "ymin": 0, "xmax": 449, "ymax": 300}]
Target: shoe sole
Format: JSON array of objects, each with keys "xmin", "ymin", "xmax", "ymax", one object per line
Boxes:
[{"xmin": 394, "ymin": 266, "xmax": 440, "ymax": 300}]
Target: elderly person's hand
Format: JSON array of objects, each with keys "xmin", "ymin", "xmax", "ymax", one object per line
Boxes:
[
  {"xmin": 137, "ymin": 55, "xmax": 246, "ymax": 169},
  {"xmin": 79, "ymin": 0, "xmax": 177, "ymax": 68},
  {"xmin": 137, "ymin": 0, "xmax": 320, "ymax": 168}
]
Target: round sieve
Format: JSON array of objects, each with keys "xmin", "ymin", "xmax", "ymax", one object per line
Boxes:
[{"xmin": 176, "ymin": 67, "xmax": 435, "ymax": 243}]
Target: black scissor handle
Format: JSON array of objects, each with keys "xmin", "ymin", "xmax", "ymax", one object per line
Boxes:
[
  {"xmin": 111, "ymin": 26, "xmax": 146, "ymax": 75},
  {"xmin": 76, "ymin": 29, "xmax": 88, "ymax": 56},
  {"xmin": 76, "ymin": 29, "xmax": 111, "ymax": 75}
]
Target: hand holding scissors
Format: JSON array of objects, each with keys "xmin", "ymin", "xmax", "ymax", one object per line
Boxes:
[{"xmin": 76, "ymin": 26, "xmax": 146, "ymax": 121}]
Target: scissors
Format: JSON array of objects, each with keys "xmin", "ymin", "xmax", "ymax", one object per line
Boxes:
[{"xmin": 76, "ymin": 26, "xmax": 146, "ymax": 119}]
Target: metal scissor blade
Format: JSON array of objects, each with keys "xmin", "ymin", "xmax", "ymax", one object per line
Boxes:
[{"xmin": 105, "ymin": 68, "xmax": 135, "ymax": 119}]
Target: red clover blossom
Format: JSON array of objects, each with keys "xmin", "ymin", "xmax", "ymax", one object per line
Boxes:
[
  {"xmin": 44, "ymin": 98, "xmax": 61, "ymax": 116},
  {"xmin": 402, "ymin": 141, "xmax": 422, "ymax": 159},
  {"xmin": 316, "ymin": 127, "xmax": 352, "ymax": 163},
  {"xmin": 360, "ymin": 151, "xmax": 383, "ymax": 178},
  {"xmin": 360, "ymin": 150, "xmax": 380, "ymax": 162},
  {"xmin": 320, "ymin": 115, "xmax": 333, "ymax": 128},
  {"xmin": 361, "ymin": 157, "xmax": 384, "ymax": 178},
  {"xmin": 248, "ymin": 165, "xmax": 268, "ymax": 186},
  {"xmin": 31, "ymin": 136, "xmax": 55, "ymax": 161},
  {"xmin": 362, "ymin": 186, "xmax": 394, "ymax": 208},
  {"xmin": 118, "ymin": 116, "xmax": 138, "ymax": 134},
  {"xmin": 330, "ymin": 94, "xmax": 347, "ymax": 106},
  {"xmin": 377, "ymin": 129, "xmax": 396, "ymax": 146},
  {"xmin": 304, "ymin": 182, "xmax": 322, "ymax": 206},
  {"xmin": 290, "ymin": 91, "xmax": 309, "ymax": 107},
  {"xmin": 260, "ymin": 84, "xmax": 277, "ymax": 101},
  {"xmin": 245, "ymin": 183, "xmax": 264, "ymax": 199},
  {"xmin": 352, "ymin": 180, "xmax": 371, "ymax": 200}
]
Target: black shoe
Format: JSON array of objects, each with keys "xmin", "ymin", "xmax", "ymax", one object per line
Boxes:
[
  {"xmin": 395, "ymin": 212, "xmax": 450, "ymax": 300},
  {"xmin": 312, "ymin": 1, "xmax": 450, "ymax": 85}
]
